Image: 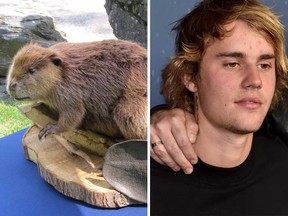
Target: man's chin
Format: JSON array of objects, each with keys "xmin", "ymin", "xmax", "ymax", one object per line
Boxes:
[
  {"xmin": 227, "ymin": 122, "xmax": 263, "ymax": 135},
  {"xmin": 233, "ymin": 129, "xmax": 258, "ymax": 135},
  {"xmin": 230, "ymin": 126, "xmax": 262, "ymax": 135},
  {"xmin": 225, "ymin": 116, "xmax": 266, "ymax": 135}
]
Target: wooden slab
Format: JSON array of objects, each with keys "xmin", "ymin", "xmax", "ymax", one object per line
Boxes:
[
  {"xmin": 22, "ymin": 125, "xmax": 139, "ymax": 208},
  {"xmin": 18, "ymin": 103, "xmax": 117, "ymax": 156}
]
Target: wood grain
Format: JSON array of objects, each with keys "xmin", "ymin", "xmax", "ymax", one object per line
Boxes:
[
  {"xmin": 18, "ymin": 103, "xmax": 139, "ymax": 208},
  {"xmin": 22, "ymin": 126, "xmax": 139, "ymax": 208}
]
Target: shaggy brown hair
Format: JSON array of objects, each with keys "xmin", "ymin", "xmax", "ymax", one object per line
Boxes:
[{"xmin": 161, "ymin": 0, "xmax": 288, "ymax": 113}]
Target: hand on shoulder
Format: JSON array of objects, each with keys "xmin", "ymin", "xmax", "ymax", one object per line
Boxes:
[{"xmin": 150, "ymin": 107, "xmax": 199, "ymax": 174}]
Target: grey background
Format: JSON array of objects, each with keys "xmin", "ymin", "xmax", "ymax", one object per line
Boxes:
[{"xmin": 150, "ymin": 0, "xmax": 288, "ymax": 108}]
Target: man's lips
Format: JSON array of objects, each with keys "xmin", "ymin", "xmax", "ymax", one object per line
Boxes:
[{"xmin": 235, "ymin": 97, "xmax": 263, "ymax": 109}]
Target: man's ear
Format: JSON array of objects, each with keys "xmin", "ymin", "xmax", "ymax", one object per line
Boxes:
[{"xmin": 183, "ymin": 74, "xmax": 198, "ymax": 93}]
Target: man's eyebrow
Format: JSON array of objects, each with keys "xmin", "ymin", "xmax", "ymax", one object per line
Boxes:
[
  {"xmin": 259, "ymin": 54, "xmax": 275, "ymax": 60},
  {"xmin": 216, "ymin": 52, "xmax": 275, "ymax": 60},
  {"xmin": 216, "ymin": 52, "xmax": 245, "ymax": 58}
]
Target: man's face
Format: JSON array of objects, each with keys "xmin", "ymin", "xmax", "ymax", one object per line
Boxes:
[{"xmin": 190, "ymin": 20, "xmax": 276, "ymax": 134}]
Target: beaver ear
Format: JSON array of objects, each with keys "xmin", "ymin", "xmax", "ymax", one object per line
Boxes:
[{"xmin": 50, "ymin": 55, "xmax": 62, "ymax": 66}]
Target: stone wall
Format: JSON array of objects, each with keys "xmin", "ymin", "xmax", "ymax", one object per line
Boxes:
[{"xmin": 105, "ymin": 0, "xmax": 147, "ymax": 48}]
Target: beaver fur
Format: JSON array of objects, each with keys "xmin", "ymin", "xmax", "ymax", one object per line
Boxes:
[{"xmin": 7, "ymin": 40, "xmax": 147, "ymax": 140}]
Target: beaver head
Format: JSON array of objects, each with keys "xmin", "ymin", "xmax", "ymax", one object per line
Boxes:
[{"xmin": 6, "ymin": 43, "xmax": 63, "ymax": 102}]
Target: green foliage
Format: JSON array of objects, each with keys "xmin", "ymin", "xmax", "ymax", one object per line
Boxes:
[{"xmin": 0, "ymin": 99, "xmax": 32, "ymax": 138}]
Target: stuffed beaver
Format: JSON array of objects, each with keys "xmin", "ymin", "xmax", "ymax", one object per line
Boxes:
[{"xmin": 7, "ymin": 40, "xmax": 147, "ymax": 140}]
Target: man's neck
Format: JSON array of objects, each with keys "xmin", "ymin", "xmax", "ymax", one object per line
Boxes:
[{"xmin": 194, "ymin": 122, "xmax": 253, "ymax": 168}]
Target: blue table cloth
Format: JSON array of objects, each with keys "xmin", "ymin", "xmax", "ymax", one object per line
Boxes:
[{"xmin": 0, "ymin": 128, "xmax": 147, "ymax": 216}]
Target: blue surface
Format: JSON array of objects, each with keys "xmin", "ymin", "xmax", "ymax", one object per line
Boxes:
[{"xmin": 0, "ymin": 129, "xmax": 147, "ymax": 216}]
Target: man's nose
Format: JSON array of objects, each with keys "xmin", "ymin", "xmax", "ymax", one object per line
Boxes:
[{"xmin": 241, "ymin": 66, "xmax": 262, "ymax": 89}]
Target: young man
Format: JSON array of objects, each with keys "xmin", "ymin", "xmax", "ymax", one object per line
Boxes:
[{"xmin": 150, "ymin": 0, "xmax": 288, "ymax": 215}]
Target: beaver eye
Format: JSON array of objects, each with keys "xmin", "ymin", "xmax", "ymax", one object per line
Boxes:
[{"xmin": 28, "ymin": 67, "xmax": 36, "ymax": 74}]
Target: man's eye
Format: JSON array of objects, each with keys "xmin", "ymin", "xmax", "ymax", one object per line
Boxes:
[
  {"xmin": 224, "ymin": 62, "xmax": 239, "ymax": 68},
  {"xmin": 257, "ymin": 64, "xmax": 271, "ymax": 70}
]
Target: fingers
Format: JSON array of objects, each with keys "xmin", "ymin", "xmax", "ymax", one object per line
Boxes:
[
  {"xmin": 151, "ymin": 130, "xmax": 187, "ymax": 172},
  {"xmin": 158, "ymin": 131, "xmax": 194, "ymax": 174},
  {"xmin": 183, "ymin": 110, "xmax": 199, "ymax": 163},
  {"xmin": 150, "ymin": 108, "xmax": 199, "ymax": 174},
  {"xmin": 169, "ymin": 122, "xmax": 198, "ymax": 166},
  {"xmin": 150, "ymin": 142, "xmax": 181, "ymax": 171},
  {"xmin": 150, "ymin": 126, "xmax": 181, "ymax": 171},
  {"xmin": 185, "ymin": 110, "xmax": 199, "ymax": 144}
]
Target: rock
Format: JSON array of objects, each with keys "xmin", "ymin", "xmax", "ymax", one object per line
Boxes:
[
  {"xmin": 0, "ymin": 77, "xmax": 8, "ymax": 99},
  {"xmin": 0, "ymin": 0, "xmax": 66, "ymax": 77},
  {"xmin": 104, "ymin": 0, "xmax": 147, "ymax": 48}
]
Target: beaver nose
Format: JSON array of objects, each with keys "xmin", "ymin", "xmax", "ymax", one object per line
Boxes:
[{"xmin": 9, "ymin": 82, "xmax": 17, "ymax": 92}]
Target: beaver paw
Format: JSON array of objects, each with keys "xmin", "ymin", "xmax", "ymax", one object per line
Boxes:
[{"xmin": 38, "ymin": 124, "xmax": 59, "ymax": 140}]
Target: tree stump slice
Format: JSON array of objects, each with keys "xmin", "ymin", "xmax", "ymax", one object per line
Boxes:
[
  {"xmin": 18, "ymin": 103, "xmax": 117, "ymax": 157},
  {"xmin": 22, "ymin": 125, "xmax": 138, "ymax": 208}
]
